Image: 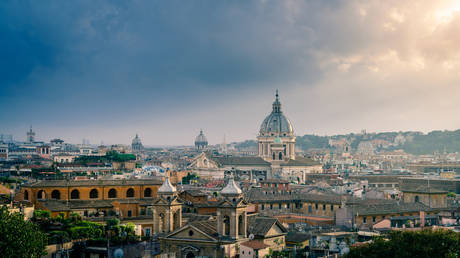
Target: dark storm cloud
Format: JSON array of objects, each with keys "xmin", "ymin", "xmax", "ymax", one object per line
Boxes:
[
  {"xmin": 0, "ymin": 0, "xmax": 328, "ymax": 128},
  {"xmin": 2, "ymin": 0, "xmax": 460, "ymax": 144}
]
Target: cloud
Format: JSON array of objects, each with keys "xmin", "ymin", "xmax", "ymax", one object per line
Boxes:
[{"xmin": 1, "ymin": 0, "xmax": 460, "ymax": 145}]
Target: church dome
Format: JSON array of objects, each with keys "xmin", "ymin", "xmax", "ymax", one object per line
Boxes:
[
  {"xmin": 195, "ymin": 130, "xmax": 208, "ymax": 149},
  {"xmin": 259, "ymin": 91, "xmax": 294, "ymax": 136},
  {"xmin": 158, "ymin": 177, "xmax": 176, "ymax": 194},
  {"xmin": 132, "ymin": 134, "xmax": 141, "ymax": 145},
  {"xmin": 221, "ymin": 177, "xmax": 242, "ymax": 196}
]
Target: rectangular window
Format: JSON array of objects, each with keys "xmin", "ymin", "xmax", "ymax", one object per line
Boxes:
[
  {"xmin": 261, "ymin": 204, "xmax": 265, "ymax": 210},
  {"xmin": 315, "ymin": 203, "xmax": 318, "ymax": 210},
  {"xmin": 372, "ymin": 216, "xmax": 376, "ymax": 223},
  {"xmin": 270, "ymin": 204, "xmax": 273, "ymax": 210},
  {"xmin": 127, "ymin": 210, "xmax": 132, "ymax": 217},
  {"xmin": 323, "ymin": 204, "xmax": 326, "ymax": 210},
  {"xmin": 287, "ymin": 203, "xmax": 290, "ymax": 209},
  {"xmin": 363, "ymin": 216, "xmax": 367, "ymax": 223},
  {"xmin": 279, "ymin": 203, "xmax": 282, "ymax": 209},
  {"xmin": 308, "ymin": 206, "xmax": 312, "ymax": 214},
  {"xmin": 331, "ymin": 205, "xmax": 334, "ymax": 211}
]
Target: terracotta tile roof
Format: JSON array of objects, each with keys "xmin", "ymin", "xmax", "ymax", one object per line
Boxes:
[
  {"xmin": 241, "ymin": 240, "xmax": 269, "ymax": 250},
  {"xmin": 247, "ymin": 216, "xmax": 287, "ymax": 237},
  {"xmin": 210, "ymin": 156, "xmax": 271, "ymax": 166},
  {"xmin": 280, "ymin": 157, "xmax": 320, "ymax": 167},
  {"xmin": 190, "ymin": 220, "xmax": 219, "ymax": 237},
  {"xmin": 351, "ymin": 202, "xmax": 432, "ymax": 216},
  {"xmin": 0, "ymin": 184, "xmax": 11, "ymax": 195}
]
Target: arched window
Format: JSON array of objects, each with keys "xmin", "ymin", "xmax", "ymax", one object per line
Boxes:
[
  {"xmin": 70, "ymin": 189, "xmax": 80, "ymax": 199},
  {"xmin": 159, "ymin": 213, "xmax": 164, "ymax": 233},
  {"xmin": 51, "ymin": 190, "xmax": 60, "ymax": 200},
  {"xmin": 24, "ymin": 190, "xmax": 29, "ymax": 200},
  {"xmin": 90, "ymin": 189, "xmax": 98, "ymax": 199},
  {"xmin": 144, "ymin": 188, "xmax": 152, "ymax": 198},
  {"xmin": 415, "ymin": 195, "xmax": 419, "ymax": 202},
  {"xmin": 173, "ymin": 212, "xmax": 180, "ymax": 230},
  {"xmin": 126, "ymin": 188, "xmax": 135, "ymax": 198},
  {"xmin": 223, "ymin": 215, "xmax": 230, "ymax": 236},
  {"xmin": 108, "ymin": 188, "xmax": 117, "ymax": 198},
  {"xmin": 279, "ymin": 152, "xmax": 282, "ymax": 160},
  {"xmin": 37, "ymin": 190, "xmax": 45, "ymax": 200}
]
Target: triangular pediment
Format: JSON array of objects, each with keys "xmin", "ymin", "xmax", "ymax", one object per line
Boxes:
[
  {"xmin": 152, "ymin": 196, "xmax": 181, "ymax": 206},
  {"xmin": 188, "ymin": 152, "xmax": 218, "ymax": 169},
  {"xmin": 164, "ymin": 224, "xmax": 217, "ymax": 242},
  {"xmin": 218, "ymin": 198, "xmax": 247, "ymax": 208},
  {"xmin": 266, "ymin": 221, "xmax": 287, "ymax": 237}
]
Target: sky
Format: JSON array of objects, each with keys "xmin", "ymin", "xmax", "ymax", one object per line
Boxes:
[{"xmin": 1, "ymin": 0, "xmax": 460, "ymax": 146}]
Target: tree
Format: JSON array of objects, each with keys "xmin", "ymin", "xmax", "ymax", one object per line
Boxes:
[
  {"xmin": 345, "ymin": 229, "xmax": 460, "ymax": 258},
  {"xmin": 0, "ymin": 206, "xmax": 48, "ymax": 258}
]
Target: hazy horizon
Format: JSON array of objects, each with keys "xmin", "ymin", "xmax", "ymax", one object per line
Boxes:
[{"xmin": 2, "ymin": 0, "xmax": 460, "ymax": 145}]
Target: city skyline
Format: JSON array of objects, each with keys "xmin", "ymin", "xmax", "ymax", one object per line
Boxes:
[{"xmin": 2, "ymin": 0, "xmax": 460, "ymax": 145}]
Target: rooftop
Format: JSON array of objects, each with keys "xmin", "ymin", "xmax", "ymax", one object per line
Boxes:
[
  {"xmin": 241, "ymin": 240, "xmax": 270, "ymax": 250},
  {"xmin": 23, "ymin": 179, "xmax": 163, "ymax": 188}
]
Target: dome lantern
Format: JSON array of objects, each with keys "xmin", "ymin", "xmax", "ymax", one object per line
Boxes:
[{"xmin": 259, "ymin": 91, "xmax": 294, "ymax": 136}]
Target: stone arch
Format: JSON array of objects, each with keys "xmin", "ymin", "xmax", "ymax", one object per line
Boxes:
[
  {"xmin": 70, "ymin": 189, "xmax": 80, "ymax": 199},
  {"xmin": 37, "ymin": 190, "xmax": 46, "ymax": 200},
  {"xmin": 144, "ymin": 188, "xmax": 152, "ymax": 197},
  {"xmin": 108, "ymin": 188, "xmax": 117, "ymax": 198},
  {"xmin": 173, "ymin": 211, "xmax": 181, "ymax": 230},
  {"xmin": 173, "ymin": 212, "xmax": 178, "ymax": 230},
  {"xmin": 158, "ymin": 213, "xmax": 165, "ymax": 233},
  {"xmin": 90, "ymin": 189, "xmax": 98, "ymax": 199},
  {"xmin": 126, "ymin": 188, "xmax": 135, "ymax": 198},
  {"xmin": 51, "ymin": 190, "xmax": 61, "ymax": 200}
]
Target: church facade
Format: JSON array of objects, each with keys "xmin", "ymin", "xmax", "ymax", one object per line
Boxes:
[{"xmin": 156, "ymin": 178, "xmax": 287, "ymax": 258}]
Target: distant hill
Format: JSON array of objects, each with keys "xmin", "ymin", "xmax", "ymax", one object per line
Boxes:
[{"xmin": 232, "ymin": 130, "xmax": 460, "ymax": 155}]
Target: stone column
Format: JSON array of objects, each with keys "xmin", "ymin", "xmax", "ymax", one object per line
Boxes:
[
  {"xmin": 166, "ymin": 209, "xmax": 171, "ymax": 232},
  {"xmin": 217, "ymin": 211, "xmax": 223, "ymax": 235},
  {"xmin": 230, "ymin": 211, "xmax": 236, "ymax": 238},
  {"xmin": 242, "ymin": 211, "xmax": 247, "ymax": 238},
  {"xmin": 153, "ymin": 208, "xmax": 157, "ymax": 234},
  {"xmin": 178, "ymin": 207, "xmax": 182, "ymax": 228}
]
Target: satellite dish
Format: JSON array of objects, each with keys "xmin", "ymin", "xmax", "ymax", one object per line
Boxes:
[{"xmin": 249, "ymin": 234, "xmax": 254, "ymax": 240}]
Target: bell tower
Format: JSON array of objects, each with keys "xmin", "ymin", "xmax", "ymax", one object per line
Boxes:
[
  {"xmin": 152, "ymin": 177, "xmax": 182, "ymax": 234},
  {"xmin": 217, "ymin": 177, "xmax": 247, "ymax": 239}
]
